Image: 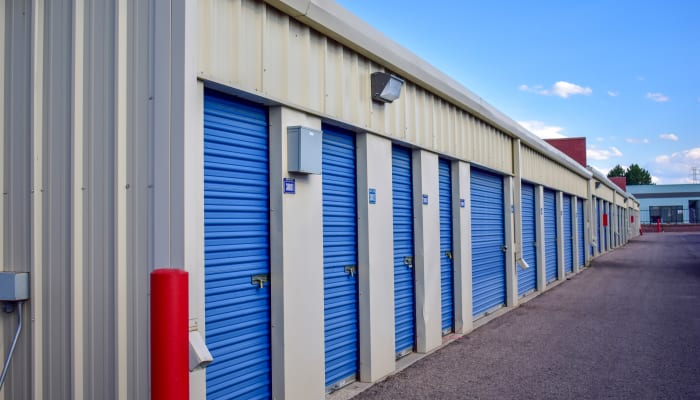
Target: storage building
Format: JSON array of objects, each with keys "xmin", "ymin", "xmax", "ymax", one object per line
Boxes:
[{"xmin": 1, "ymin": 0, "xmax": 639, "ymax": 399}]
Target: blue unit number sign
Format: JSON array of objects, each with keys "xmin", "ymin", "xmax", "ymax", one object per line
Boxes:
[
  {"xmin": 368, "ymin": 188, "xmax": 377, "ymax": 204},
  {"xmin": 283, "ymin": 177, "xmax": 296, "ymax": 194},
  {"xmin": 460, "ymin": 198, "xmax": 465, "ymax": 208},
  {"xmin": 422, "ymin": 194, "xmax": 429, "ymax": 205}
]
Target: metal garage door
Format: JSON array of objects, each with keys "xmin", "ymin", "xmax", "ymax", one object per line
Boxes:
[
  {"xmin": 563, "ymin": 195, "xmax": 574, "ymax": 274},
  {"xmin": 544, "ymin": 189, "xmax": 558, "ymax": 283},
  {"xmin": 577, "ymin": 199, "xmax": 585, "ymax": 267},
  {"xmin": 604, "ymin": 202, "xmax": 609, "ymax": 250},
  {"xmin": 519, "ymin": 182, "xmax": 537, "ymax": 296},
  {"xmin": 470, "ymin": 168, "xmax": 506, "ymax": 318},
  {"xmin": 439, "ymin": 158, "xmax": 454, "ymax": 334},
  {"xmin": 322, "ymin": 126, "xmax": 358, "ymax": 391},
  {"xmin": 596, "ymin": 199, "xmax": 602, "ymax": 254},
  {"xmin": 392, "ymin": 145, "xmax": 415, "ymax": 358},
  {"xmin": 204, "ymin": 90, "xmax": 271, "ymax": 399}
]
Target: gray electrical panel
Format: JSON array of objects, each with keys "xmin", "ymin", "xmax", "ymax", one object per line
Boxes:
[
  {"xmin": 0, "ymin": 272, "xmax": 29, "ymax": 301},
  {"xmin": 287, "ymin": 126, "xmax": 322, "ymax": 174}
]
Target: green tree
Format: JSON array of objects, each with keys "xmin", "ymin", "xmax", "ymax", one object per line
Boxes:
[
  {"xmin": 625, "ymin": 163, "xmax": 653, "ymax": 185},
  {"xmin": 607, "ymin": 164, "xmax": 626, "ymax": 177}
]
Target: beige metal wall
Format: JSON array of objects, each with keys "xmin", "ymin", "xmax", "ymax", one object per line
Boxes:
[
  {"xmin": 198, "ymin": 0, "xmax": 514, "ymax": 174},
  {"xmin": 1, "ymin": 0, "xmax": 151, "ymax": 399},
  {"xmin": 592, "ymin": 180, "xmax": 616, "ymax": 203},
  {"xmin": 521, "ymin": 145, "xmax": 589, "ymax": 198}
]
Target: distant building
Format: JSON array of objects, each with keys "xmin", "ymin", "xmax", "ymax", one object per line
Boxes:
[{"xmin": 627, "ymin": 184, "xmax": 700, "ymax": 223}]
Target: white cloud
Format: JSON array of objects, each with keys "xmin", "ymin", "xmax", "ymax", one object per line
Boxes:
[
  {"xmin": 645, "ymin": 92, "xmax": 669, "ymax": 102},
  {"xmin": 517, "ymin": 120, "xmax": 566, "ymax": 139},
  {"xmin": 651, "ymin": 147, "xmax": 700, "ymax": 183},
  {"xmin": 587, "ymin": 145, "xmax": 623, "ymax": 161},
  {"xmin": 607, "ymin": 91, "xmax": 619, "ymax": 97},
  {"xmin": 659, "ymin": 133, "xmax": 679, "ymax": 141},
  {"xmin": 596, "ymin": 137, "xmax": 605, "ymax": 142},
  {"xmin": 625, "ymin": 138, "xmax": 649, "ymax": 144},
  {"xmin": 519, "ymin": 81, "xmax": 592, "ymax": 98}
]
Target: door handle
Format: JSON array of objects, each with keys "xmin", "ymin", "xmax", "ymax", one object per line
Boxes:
[
  {"xmin": 344, "ymin": 265, "xmax": 356, "ymax": 277},
  {"xmin": 251, "ymin": 274, "xmax": 269, "ymax": 289},
  {"xmin": 403, "ymin": 256, "xmax": 413, "ymax": 268},
  {"xmin": 501, "ymin": 245, "xmax": 508, "ymax": 253},
  {"xmin": 445, "ymin": 251, "xmax": 453, "ymax": 260}
]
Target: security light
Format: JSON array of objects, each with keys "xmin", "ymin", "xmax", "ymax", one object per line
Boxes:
[{"xmin": 371, "ymin": 72, "xmax": 404, "ymax": 103}]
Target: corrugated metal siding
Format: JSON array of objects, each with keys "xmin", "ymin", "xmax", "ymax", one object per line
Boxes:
[
  {"xmin": 438, "ymin": 159, "xmax": 453, "ymax": 334},
  {"xmin": 2, "ymin": 1, "xmax": 152, "ymax": 399},
  {"xmin": 544, "ymin": 189, "xmax": 558, "ymax": 283},
  {"xmin": 593, "ymin": 183, "xmax": 615, "ymax": 203},
  {"xmin": 521, "ymin": 146, "xmax": 588, "ymax": 198},
  {"xmin": 470, "ymin": 168, "xmax": 506, "ymax": 318},
  {"xmin": 204, "ymin": 91, "xmax": 271, "ymax": 399},
  {"xmin": 518, "ymin": 183, "xmax": 537, "ymax": 296},
  {"xmin": 198, "ymin": 0, "xmax": 514, "ymax": 175},
  {"xmin": 392, "ymin": 145, "xmax": 415, "ymax": 357},
  {"xmin": 322, "ymin": 126, "xmax": 358, "ymax": 389}
]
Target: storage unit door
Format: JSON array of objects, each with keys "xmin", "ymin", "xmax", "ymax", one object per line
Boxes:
[
  {"xmin": 577, "ymin": 199, "xmax": 585, "ymax": 267},
  {"xmin": 563, "ymin": 195, "xmax": 574, "ymax": 274},
  {"xmin": 597, "ymin": 199, "xmax": 602, "ymax": 254},
  {"xmin": 439, "ymin": 158, "xmax": 454, "ymax": 334},
  {"xmin": 604, "ymin": 202, "xmax": 609, "ymax": 250},
  {"xmin": 392, "ymin": 145, "xmax": 415, "ymax": 357},
  {"xmin": 204, "ymin": 90, "xmax": 271, "ymax": 399},
  {"xmin": 519, "ymin": 182, "xmax": 537, "ymax": 296},
  {"xmin": 544, "ymin": 189, "xmax": 558, "ymax": 283},
  {"xmin": 322, "ymin": 126, "xmax": 358, "ymax": 390},
  {"xmin": 470, "ymin": 168, "xmax": 506, "ymax": 318}
]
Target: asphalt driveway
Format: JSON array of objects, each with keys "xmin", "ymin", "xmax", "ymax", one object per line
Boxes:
[{"xmin": 354, "ymin": 232, "xmax": 700, "ymax": 400}]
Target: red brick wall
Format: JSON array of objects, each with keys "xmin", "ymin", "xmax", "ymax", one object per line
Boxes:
[
  {"xmin": 610, "ymin": 176, "xmax": 627, "ymax": 192},
  {"xmin": 544, "ymin": 137, "xmax": 587, "ymax": 167}
]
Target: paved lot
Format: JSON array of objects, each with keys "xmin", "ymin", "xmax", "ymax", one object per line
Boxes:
[{"xmin": 355, "ymin": 233, "xmax": 700, "ymax": 400}]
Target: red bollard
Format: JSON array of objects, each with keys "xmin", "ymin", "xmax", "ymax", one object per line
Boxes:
[
  {"xmin": 151, "ymin": 269, "xmax": 189, "ymax": 400},
  {"xmin": 657, "ymin": 220, "xmax": 661, "ymax": 233}
]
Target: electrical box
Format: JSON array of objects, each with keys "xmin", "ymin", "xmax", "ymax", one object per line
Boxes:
[
  {"xmin": 0, "ymin": 272, "xmax": 29, "ymax": 301},
  {"xmin": 287, "ymin": 126, "xmax": 322, "ymax": 174}
]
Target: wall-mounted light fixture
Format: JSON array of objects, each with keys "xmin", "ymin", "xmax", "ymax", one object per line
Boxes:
[
  {"xmin": 371, "ymin": 72, "xmax": 404, "ymax": 103},
  {"xmin": 595, "ymin": 182, "xmax": 601, "ymax": 189}
]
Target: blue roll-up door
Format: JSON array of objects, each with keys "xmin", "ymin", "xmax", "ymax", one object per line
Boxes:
[
  {"xmin": 470, "ymin": 168, "xmax": 506, "ymax": 318},
  {"xmin": 322, "ymin": 126, "xmax": 358, "ymax": 390},
  {"xmin": 563, "ymin": 195, "xmax": 573, "ymax": 274},
  {"xmin": 518, "ymin": 182, "xmax": 537, "ymax": 296},
  {"xmin": 392, "ymin": 145, "xmax": 415, "ymax": 357},
  {"xmin": 604, "ymin": 202, "xmax": 609, "ymax": 250},
  {"xmin": 439, "ymin": 159, "xmax": 454, "ymax": 334},
  {"xmin": 596, "ymin": 199, "xmax": 602, "ymax": 254},
  {"xmin": 577, "ymin": 199, "xmax": 585, "ymax": 267},
  {"xmin": 204, "ymin": 90, "xmax": 271, "ymax": 399},
  {"xmin": 543, "ymin": 189, "xmax": 558, "ymax": 283}
]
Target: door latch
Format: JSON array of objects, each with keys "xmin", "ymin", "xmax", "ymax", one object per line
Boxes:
[
  {"xmin": 344, "ymin": 265, "xmax": 356, "ymax": 277},
  {"xmin": 501, "ymin": 245, "xmax": 508, "ymax": 253},
  {"xmin": 251, "ymin": 274, "xmax": 269, "ymax": 289},
  {"xmin": 403, "ymin": 256, "xmax": 413, "ymax": 268},
  {"xmin": 445, "ymin": 251, "xmax": 453, "ymax": 260}
]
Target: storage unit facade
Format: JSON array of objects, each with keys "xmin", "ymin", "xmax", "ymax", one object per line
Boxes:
[{"xmin": 1, "ymin": 0, "xmax": 639, "ymax": 399}]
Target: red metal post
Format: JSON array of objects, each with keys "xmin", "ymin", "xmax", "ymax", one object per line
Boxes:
[
  {"xmin": 151, "ymin": 269, "xmax": 189, "ymax": 400},
  {"xmin": 657, "ymin": 219, "xmax": 661, "ymax": 233}
]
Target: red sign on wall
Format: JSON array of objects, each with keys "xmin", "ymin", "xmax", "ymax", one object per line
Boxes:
[
  {"xmin": 603, "ymin": 213, "xmax": 608, "ymax": 227},
  {"xmin": 631, "ymin": 215, "xmax": 635, "ymax": 223}
]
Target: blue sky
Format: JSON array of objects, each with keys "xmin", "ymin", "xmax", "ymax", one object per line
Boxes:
[{"xmin": 335, "ymin": 1, "xmax": 700, "ymax": 184}]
